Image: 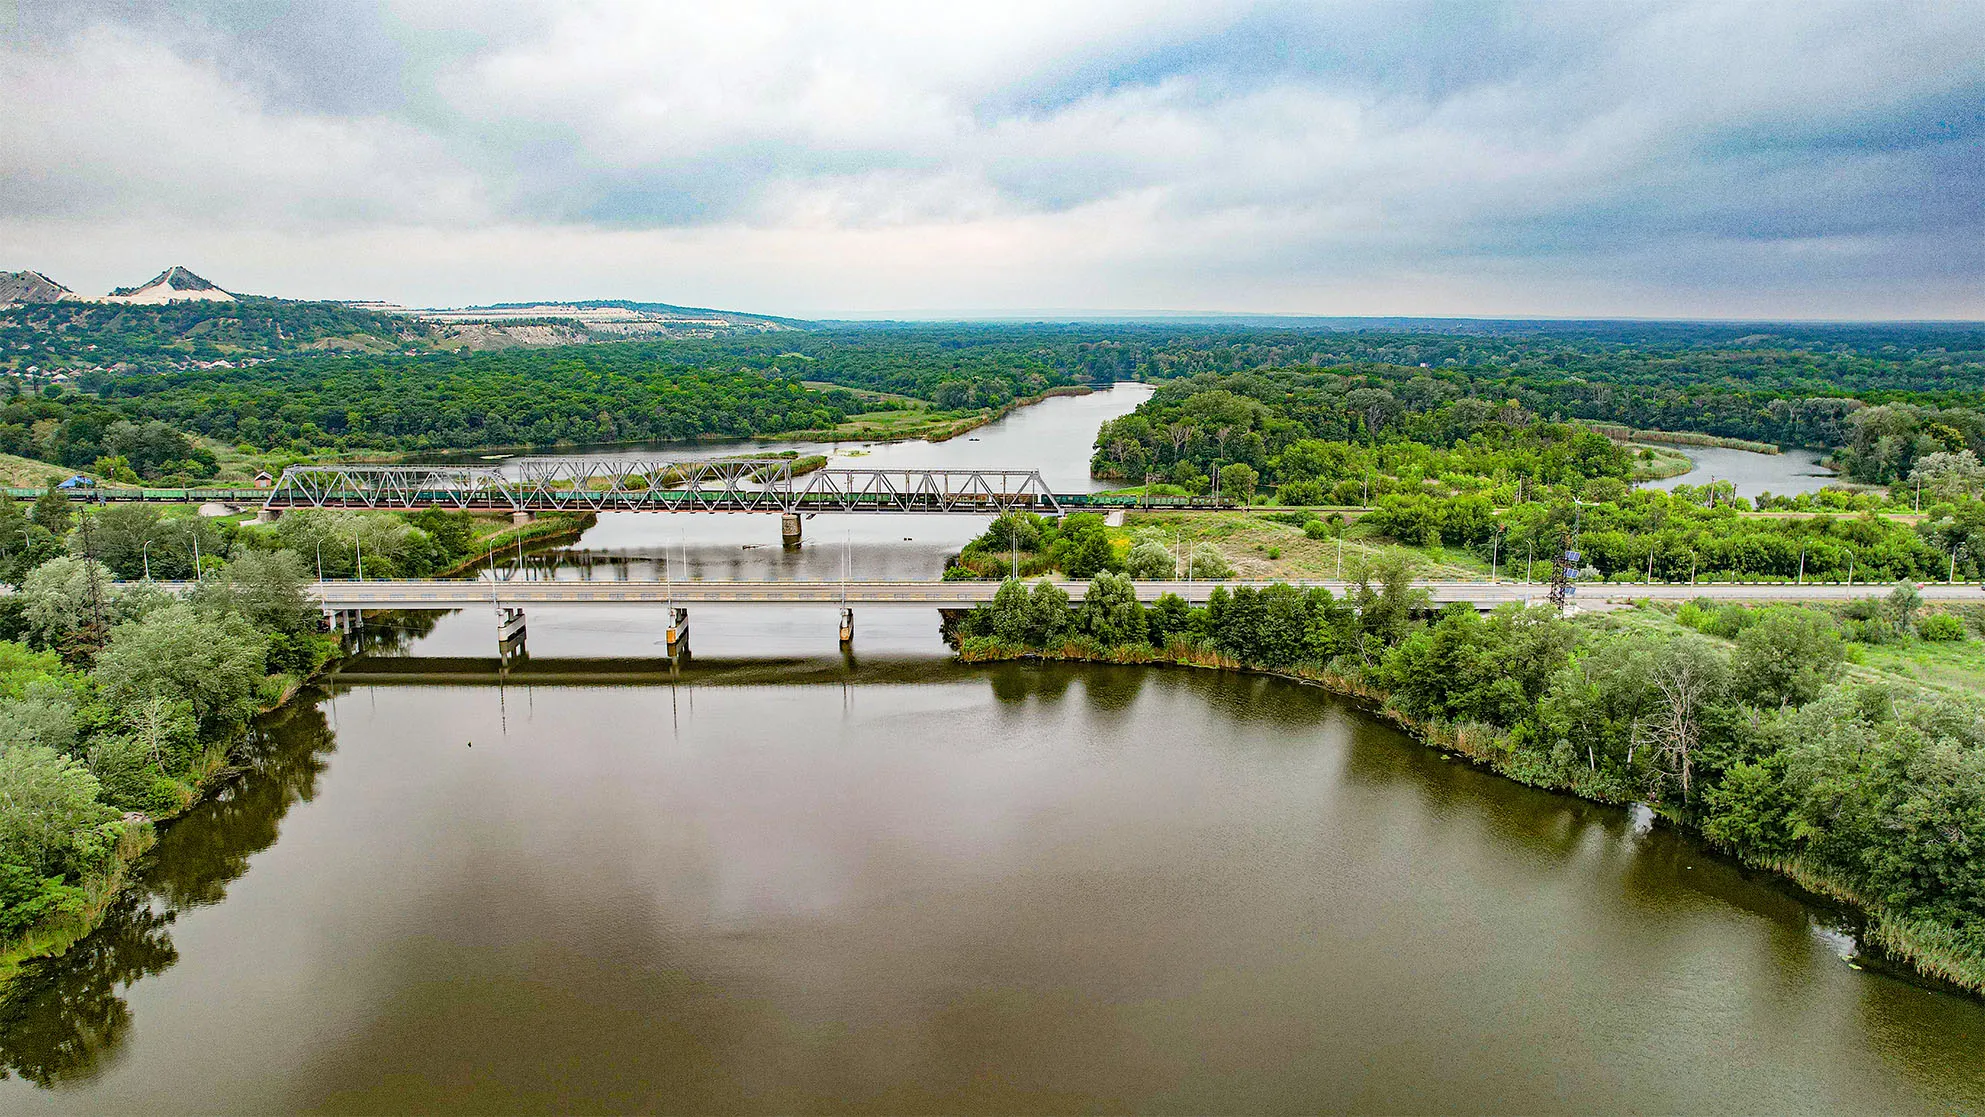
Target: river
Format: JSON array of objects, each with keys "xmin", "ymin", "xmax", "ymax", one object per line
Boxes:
[
  {"xmin": 2, "ymin": 386, "xmax": 1982, "ymax": 1113},
  {"xmin": 1638, "ymin": 444, "xmax": 1837, "ymax": 500}
]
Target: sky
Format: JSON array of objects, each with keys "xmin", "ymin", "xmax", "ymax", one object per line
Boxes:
[{"xmin": 2, "ymin": 0, "xmax": 1981, "ymax": 319}]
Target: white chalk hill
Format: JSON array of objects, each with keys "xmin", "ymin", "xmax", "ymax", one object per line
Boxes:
[{"xmin": 104, "ymin": 266, "xmax": 236, "ymax": 304}]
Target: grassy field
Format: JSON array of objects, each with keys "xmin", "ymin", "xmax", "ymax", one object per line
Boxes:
[
  {"xmin": 1581, "ymin": 597, "xmax": 1985, "ymax": 698},
  {"xmin": 0, "ymin": 452, "xmax": 93, "ymax": 488},
  {"xmin": 1116, "ymin": 510, "xmax": 1497, "ymax": 581},
  {"xmin": 1627, "ymin": 444, "xmax": 1695, "ymax": 480},
  {"xmin": 783, "ymin": 408, "xmax": 986, "ymax": 442}
]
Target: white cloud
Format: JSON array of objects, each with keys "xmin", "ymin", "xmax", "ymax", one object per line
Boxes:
[{"xmin": 2, "ymin": 1, "xmax": 1981, "ymax": 315}]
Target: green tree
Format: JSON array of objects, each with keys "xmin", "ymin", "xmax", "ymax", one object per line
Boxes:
[
  {"xmin": 1023, "ymin": 581, "xmax": 1073, "ymax": 646},
  {"xmin": 1077, "ymin": 572, "xmax": 1145, "ymax": 647},
  {"xmin": 0, "ymin": 747, "xmax": 120, "ymax": 878},
  {"xmin": 31, "ymin": 478, "xmax": 72, "ymax": 539},
  {"xmin": 1730, "ymin": 608, "xmax": 1844, "ymax": 709},
  {"xmin": 92, "ymin": 605, "xmax": 268, "ymax": 735},
  {"xmin": 1218, "ymin": 463, "xmax": 1259, "ymax": 505}
]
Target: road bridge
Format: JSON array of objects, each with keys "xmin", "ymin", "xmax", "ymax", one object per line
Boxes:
[
  {"xmin": 126, "ymin": 575, "xmax": 1981, "ymax": 655},
  {"xmin": 288, "ymin": 577, "xmax": 1982, "ymax": 612}
]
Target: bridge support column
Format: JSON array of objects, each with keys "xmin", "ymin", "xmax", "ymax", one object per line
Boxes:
[
  {"xmin": 839, "ymin": 606, "xmax": 854, "ymax": 644},
  {"xmin": 512, "ymin": 510, "xmax": 533, "ymax": 525},
  {"xmin": 256, "ymin": 507, "xmax": 282, "ymax": 524},
  {"xmin": 781, "ymin": 513, "xmax": 803, "ymax": 547},
  {"xmin": 666, "ymin": 607, "xmax": 690, "ymax": 652},
  {"xmin": 324, "ymin": 608, "xmax": 364, "ymax": 635},
  {"xmin": 496, "ymin": 606, "xmax": 527, "ymax": 649}
]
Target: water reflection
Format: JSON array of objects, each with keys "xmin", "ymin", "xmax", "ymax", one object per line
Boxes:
[
  {"xmin": 3, "ymin": 661, "xmax": 1982, "ymax": 1111},
  {"xmin": 0, "ymin": 701, "xmax": 339, "ymax": 1088}
]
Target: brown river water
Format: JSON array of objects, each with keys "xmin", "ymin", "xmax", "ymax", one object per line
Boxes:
[{"xmin": 1, "ymin": 387, "xmax": 1981, "ymax": 1112}]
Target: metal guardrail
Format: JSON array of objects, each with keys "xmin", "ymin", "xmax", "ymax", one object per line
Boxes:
[{"xmin": 112, "ymin": 578, "xmax": 1978, "ymax": 611}]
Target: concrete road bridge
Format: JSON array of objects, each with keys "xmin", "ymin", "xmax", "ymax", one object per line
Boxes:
[{"xmin": 128, "ymin": 575, "xmax": 1981, "ymax": 656}]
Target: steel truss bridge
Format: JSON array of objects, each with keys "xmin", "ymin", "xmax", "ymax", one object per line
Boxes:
[
  {"xmin": 7, "ymin": 460, "xmax": 1247, "ymax": 514},
  {"xmin": 32, "ymin": 460, "xmax": 1075, "ymax": 516}
]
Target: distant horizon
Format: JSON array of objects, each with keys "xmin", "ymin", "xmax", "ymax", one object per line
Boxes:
[{"xmin": 6, "ymin": 3, "xmax": 1982, "ymax": 321}]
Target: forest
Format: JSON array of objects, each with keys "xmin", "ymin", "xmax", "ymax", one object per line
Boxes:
[
  {"xmin": 954, "ymin": 570, "xmax": 1985, "ymax": 993},
  {"xmin": 0, "ymin": 317, "xmax": 1975, "ymax": 481}
]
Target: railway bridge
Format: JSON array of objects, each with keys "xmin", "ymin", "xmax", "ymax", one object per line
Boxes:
[{"xmin": 14, "ymin": 459, "xmax": 1235, "ymax": 543}]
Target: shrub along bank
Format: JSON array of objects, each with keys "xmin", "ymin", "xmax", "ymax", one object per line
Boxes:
[
  {"xmin": 0, "ymin": 492, "xmax": 570, "ymax": 981},
  {"xmin": 952, "ymin": 570, "xmax": 1985, "ymax": 995}
]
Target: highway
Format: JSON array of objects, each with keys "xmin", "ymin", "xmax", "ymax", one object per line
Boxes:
[{"xmin": 127, "ymin": 577, "xmax": 1983, "ymax": 611}]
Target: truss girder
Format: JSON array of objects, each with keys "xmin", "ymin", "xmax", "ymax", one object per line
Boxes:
[{"xmin": 264, "ymin": 461, "xmax": 1061, "ymax": 515}]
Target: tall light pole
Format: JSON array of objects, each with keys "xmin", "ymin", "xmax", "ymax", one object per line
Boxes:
[
  {"xmin": 316, "ymin": 540, "xmax": 324, "ymax": 582},
  {"xmin": 142, "ymin": 540, "xmax": 153, "ymax": 582}
]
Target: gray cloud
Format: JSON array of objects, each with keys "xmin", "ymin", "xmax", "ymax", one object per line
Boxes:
[{"xmin": 2, "ymin": 0, "xmax": 1980, "ymax": 316}]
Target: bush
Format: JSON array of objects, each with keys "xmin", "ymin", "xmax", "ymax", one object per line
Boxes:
[
  {"xmin": 1303, "ymin": 519, "xmax": 1329, "ymax": 540},
  {"xmin": 1918, "ymin": 613, "xmax": 1966, "ymax": 641},
  {"xmin": 1276, "ymin": 480, "xmax": 1325, "ymax": 506}
]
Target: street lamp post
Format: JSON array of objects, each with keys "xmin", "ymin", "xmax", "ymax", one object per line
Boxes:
[{"xmin": 142, "ymin": 540, "xmax": 153, "ymax": 582}]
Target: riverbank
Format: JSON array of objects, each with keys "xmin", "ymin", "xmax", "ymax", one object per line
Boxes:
[
  {"xmin": 952, "ymin": 632, "xmax": 1985, "ymax": 998},
  {"xmin": 782, "ymin": 384, "xmax": 1096, "ymax": 444},
  {"xmin": 1592, "ymin": 425, "xmax": 1782, "ymax": 455},
  {"xmin": 433, "ymin": 511, "xmax": 597, "ymax": 577},
  {"xmin": 0, "ymin": 639, "xmax": 350, "ymax": 990}
]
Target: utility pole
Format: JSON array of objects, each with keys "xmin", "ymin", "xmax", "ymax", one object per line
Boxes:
[
  {"xmin": 78, "ymin": 512, "xmax": 108, "ymax": 648},
  {"xmin": 1548, "ymin": 527, "xmax": 1578, "ymax": 613}
]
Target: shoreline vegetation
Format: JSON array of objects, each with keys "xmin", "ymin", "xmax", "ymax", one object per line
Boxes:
[
  {"xmin": 945, "ymin": 569, "xmax": 1985, "ymax": 998},
  {"xmin": 1592, "ymin": 424, "xmax": 1783, "ymax": 455},
  {"xmin": 0, "ymin": 496, "xmax": 595, "ymax": 987}
]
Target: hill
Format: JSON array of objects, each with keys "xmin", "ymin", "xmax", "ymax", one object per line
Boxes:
[
  {"xmin": 0, "ymin": 271, "xmax": 74, "ymax": 306},
  {"xmin": 106, "ymin": 265, "xmax": 236, "ymax": 304}
]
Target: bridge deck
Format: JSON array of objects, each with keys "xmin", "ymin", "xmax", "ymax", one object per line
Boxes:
[{"xmin": 145, "ymin": 578, "xmax": 1980, "ymax": 611}]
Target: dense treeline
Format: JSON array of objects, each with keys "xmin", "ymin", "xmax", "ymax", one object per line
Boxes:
[
  {"xmin": 1362, "ymin": 486, "xmax": 1983, "ymax": 581},
  {"xmin": 1089, "ymin": 370, "xmax": 1631, "ymax": 498},
  {"xmin": 957, "ymin": 572, "xmax": 1985, "ymax": 991},
  {"xmin": 86, "ymin": 347, "xmax": 884, "ymax": 452},
  {"xmin": 0, "ymin": 388, "xmax": 215, "ymax": 480},
  {"xmin": 10, "ymin": 318, "xmax": 1983, "ymax": 473}
]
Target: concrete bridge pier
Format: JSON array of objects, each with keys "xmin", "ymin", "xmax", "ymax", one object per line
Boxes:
[
  {"xmin": 838, "ymin": 606, "xmax": 854, "ymax": 644},
  {"xmin": 781, "ymin": 513, "xmax": 803, "ymax": 547},
  {"xmin": 256, "ymin": 507, "xmax": 282, "ymax": 524},
  {"xmin": 324, "ymin": 607, "xmax": 364, "ymax": 635},
  {"xmin": 666, "ymin": 607, "xmax": 690, "ymax": 652},
  {"xmin": 512, "ymin": 510, "xmax": 533, "ymax": 525},
  {"xmin": 496, "ymin": 606, "xmax": 527, "ymax": 654}
]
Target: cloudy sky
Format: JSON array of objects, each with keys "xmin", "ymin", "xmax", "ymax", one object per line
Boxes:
[{"xmin": 2, "ymin": 1, "xmax": 1980, "ymax": 318}]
